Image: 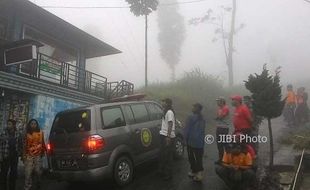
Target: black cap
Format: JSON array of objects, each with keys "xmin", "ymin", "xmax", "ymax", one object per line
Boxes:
[
  {"xmin": 162, "ymin": 98, "xmax": 172, "ymax": 105},
  {"xmin": 193, "ymin": 103, "xmax": 203, "ymax": 111}
]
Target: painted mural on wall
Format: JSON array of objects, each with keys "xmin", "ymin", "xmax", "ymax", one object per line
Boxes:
[
  {"xmin": 29, "ymin": 95, "xmax": 83, "ymax": 136},
  {"xmin": 0, "ymin": 92, "xmax": 30, "ymax": 132},
  {"xmin": 28, "ymin": 95, "xmax": 83, "ymax": 168}
]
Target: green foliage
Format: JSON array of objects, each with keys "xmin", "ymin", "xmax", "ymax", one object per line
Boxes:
[
  {"xmin": 140, "ymin": 68, "xmax": 246, "ymax": 123},
  {"xmin": 157, "ymin": 0, "xmax": 185, "ymax": 81},
  {"xmin": 279, "ymin": 124, "xmax": 310, "ymax": 150},
  {"xmin": 126, "ymin": 0, "xmax": 159, "ymax": 16},
  {"xmin": 245, "ymin": 65, "xmax": 285, "ymax": 119}
]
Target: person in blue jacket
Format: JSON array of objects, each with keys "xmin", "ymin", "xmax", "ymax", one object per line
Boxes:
[{"xmin": 184, "ymin": 103, "xmax": 206, "ymax": 182}]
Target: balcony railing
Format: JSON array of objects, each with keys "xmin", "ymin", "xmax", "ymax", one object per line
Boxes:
[{"xmin": 1, "ymin": 53, "xmax": 134, "ymax": 99}]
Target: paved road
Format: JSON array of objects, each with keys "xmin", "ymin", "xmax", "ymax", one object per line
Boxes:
[{"xmin": 15, "ymin": 126, "xmax": 228, "ymax": 190}]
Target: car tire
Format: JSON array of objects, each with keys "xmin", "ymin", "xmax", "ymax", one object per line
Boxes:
[
  {"xmin": 113, "ymin": 156, "xmax": 133, "ymax": 186},
  {"xmin": 174, "ymin": 136, "xmax": 184, "ymax": 160}
]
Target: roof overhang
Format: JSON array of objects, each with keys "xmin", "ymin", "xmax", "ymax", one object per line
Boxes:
[{"xmin": 0, "ymin": 0, "xmax": 121, "ymax": 59}]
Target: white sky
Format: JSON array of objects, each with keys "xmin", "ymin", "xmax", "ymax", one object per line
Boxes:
[{"xmin": 29, "ymin": 0, "xmax": 310, "ymax": 88}]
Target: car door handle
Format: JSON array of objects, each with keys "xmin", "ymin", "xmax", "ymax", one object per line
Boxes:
[{"xmin": 135, "ymin": 129, "xmax": 141, "ymax": 134}]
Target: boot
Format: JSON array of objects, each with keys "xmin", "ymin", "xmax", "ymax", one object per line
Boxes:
[{"xmin": 193, "ymin": 171, "xmax": 203, "ymax": 182}]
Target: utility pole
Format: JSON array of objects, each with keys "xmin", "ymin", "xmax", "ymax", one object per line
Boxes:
[
  {"xmin": 227, "ymin": 0, "xmax": 236, "ymax": 87},
  {"xmin": 145, "ymin": 14, "xmax": 148, "ymax": 88}
]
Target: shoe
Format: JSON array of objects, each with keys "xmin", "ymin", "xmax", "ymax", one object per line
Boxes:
[
  {"xmin": 188, "ymin": 171, "xmax": 195, "ymax": 178},
  {"xmin": 193, "ymin": 171, "xmax": 203, "ymax": 182}
]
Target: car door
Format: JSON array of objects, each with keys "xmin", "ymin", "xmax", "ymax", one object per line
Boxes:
[
  {"xmin": 145, "ymin": 102, "xmax": 163, "ymax": 151},
  {"xmin": 126, "ymin": 103, "xmax": 154, "ymax": 163}
]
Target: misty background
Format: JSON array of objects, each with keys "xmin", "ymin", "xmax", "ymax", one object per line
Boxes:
[{"xmin": 29, "ymin": 0, "xmax": 310, "ymax": 88}]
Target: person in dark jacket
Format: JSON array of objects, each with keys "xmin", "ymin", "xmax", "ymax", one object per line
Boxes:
[
  {"xmin": 0, "ymin": 119, "xmax": 23, "ymax": 190},
  {"xmin": 184, "ymin": 103, "xmax": 206, "ymax": 182}
]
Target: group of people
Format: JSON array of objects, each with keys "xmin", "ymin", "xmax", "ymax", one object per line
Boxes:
[
  {"xmin": 284, "ymin": 84, "xmax": 309, "ymax": 127},
  {"xmin": 0, "ymin": 96, "xmax": 262, "ymax": 190},
  {"xmin": 0, "ymin": 119, "xmax": 46, "ymax": 190},
  {"xmin": 215, "ymin": 95, "xmax": 256, "ymax": 190},
  {"xmin": 158, "ymin": 98, "xmax": 206, "ymax": 181},
  {"xmin": 158, "ymin": 95, "xmax": 256, "ymax": 189}
]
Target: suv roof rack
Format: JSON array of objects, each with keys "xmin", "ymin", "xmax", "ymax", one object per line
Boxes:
[{"xmin": 109, "ymin": 93, "xmax": 146, "ymax": 103}]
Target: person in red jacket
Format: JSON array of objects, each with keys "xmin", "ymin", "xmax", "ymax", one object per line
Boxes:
[{"xmin": 231, "ymin": 95, "xmax": 253, "ymax": 135}]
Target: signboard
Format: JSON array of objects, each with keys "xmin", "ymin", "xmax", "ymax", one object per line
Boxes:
[
  {"xmin": 4, "ymin": 45, "xmax": 37, "ymax": 66},
  {"xmin": 40, "ymin": 61, "xmax": 61, "ymax": 75}
]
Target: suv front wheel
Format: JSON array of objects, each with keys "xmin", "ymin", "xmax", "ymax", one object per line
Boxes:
[{"xmin": 113, "ymin": 156, "xmax": 133, "ymax": 186}]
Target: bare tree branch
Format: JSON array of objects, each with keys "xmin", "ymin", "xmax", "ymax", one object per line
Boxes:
[{"xmin": 220, "ymin": 13, "xmax": 229, "ymax": 61}]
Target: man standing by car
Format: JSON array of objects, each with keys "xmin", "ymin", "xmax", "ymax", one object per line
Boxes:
[{"xmin": 159, "ymin": 98, "xmax": 176, "ymax": 180}]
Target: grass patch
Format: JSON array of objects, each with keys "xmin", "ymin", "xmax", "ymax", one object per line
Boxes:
[{"xmin": 279, "ymin": 123, "xmax": 310, "ymax": 150}]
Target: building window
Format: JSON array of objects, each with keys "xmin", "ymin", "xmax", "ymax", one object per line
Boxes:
[
  {"xmin": 23, "ymin": 26, "xmax": 78, "ymax": 86},
  {"xmin": 23, "ymin": 26, "xmax": 77, "ymax": 65}
]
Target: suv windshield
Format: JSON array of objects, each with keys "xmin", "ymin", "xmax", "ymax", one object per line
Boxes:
[{"xmin": 51, "ymin": 110, "xmax": 91, "ymax": 134}]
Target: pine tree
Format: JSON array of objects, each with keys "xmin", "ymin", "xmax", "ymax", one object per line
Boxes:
[{"xmin": 245, "ymin": 65, "xmax": 285, "ymax": 168}]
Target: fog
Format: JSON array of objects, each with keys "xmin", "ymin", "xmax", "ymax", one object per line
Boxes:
[{"xmin": 30, "ymin": 0, "xmax": 310, "ymax": 87}]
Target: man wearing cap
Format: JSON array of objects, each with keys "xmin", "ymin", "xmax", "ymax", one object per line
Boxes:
[
  {"xmin": 231, "ymin": 95, "xmax": 253, "ymax": 135},
  {"xmin": 184, "ymin": 103, "xmax": 206, "ymax": 181},
  {"xmin": 283, "ymin": 84, "xmax": 296, "ymax": 126},
  {"xmin": 215, "ymin": 97, "xmax": 230, "ymax": 163},
  {"xmin": 159, "ymin": 98, "xmax": 176, "ymax": 180}
]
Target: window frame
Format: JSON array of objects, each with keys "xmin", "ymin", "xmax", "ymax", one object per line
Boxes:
[
  {"xmin": 100, "ymin": 106, "xmax": 126, "ymax": 129},
  {"xmin": 122, "ymin": 104, "xmax": 136, "ymax": 125},
  {"xmin": 146, "ymin": 102, "xmax": 164, "ymax": 121},
  {"xmin": 51, "ymin": 109, "xmax": 91, "ymax": 134},
  {"xmin": 130, "ymin": 103, "xmax": 151, "ymax": 124}
]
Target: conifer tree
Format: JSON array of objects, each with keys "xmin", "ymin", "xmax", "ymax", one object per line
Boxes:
[{"xmin": 245, "ymin": 65, "xmax": 285, "ymax": 167}]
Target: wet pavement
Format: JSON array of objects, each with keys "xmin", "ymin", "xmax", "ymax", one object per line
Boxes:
[
  {"xmin": 15, "ymin": 118, "xmax": 288, "ymax": 190},
  {"xmin": 15, "ymin": 126, "xmax": 228, "ymax": 190}
]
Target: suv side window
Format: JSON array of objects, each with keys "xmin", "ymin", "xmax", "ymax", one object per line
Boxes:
[
  {"xmin": 146, "ymin": 103, "xmax": 163, "ymax": 121},
  {"xmin": 130, "ymin": 104, "xmax": 150, "ymax": 123},
  {"xmin": 101, "ymin": 106, "xmax": 126, "ymax": 129},
  {"xmin": 123, "ymin": 105, "xmax": 136, "ymax": 124}
]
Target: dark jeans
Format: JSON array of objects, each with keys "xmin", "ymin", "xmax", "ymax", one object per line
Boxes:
[
  {"xmin": 295, "ymin": 103, "xmax": 309, "ymax": 125},
  {"xmin": 283, "ymin": 104, "xmax": 296, "ymax": 125},
  {"xmin": 159, "ymin": 135, "xmax": 175, "ymax": 177},
  {"xmin": 216, "ymin": 127, "xmax": 229, "ymax": 160},
  {"xmin": 215, "ymin": 165, "xmax": 255, "ymax": 190},
  {"xmin": 187, "ymin": 146, "xmax": 203, "ymax": 173},
  {"xmin": 0, "ymin": 154, "xmax": 19, "ymax": 190}
]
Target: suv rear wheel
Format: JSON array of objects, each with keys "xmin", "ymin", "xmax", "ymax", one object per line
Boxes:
[
  {"xmin": 113, "ymin": 156, "xmax": 133, "ymax": 186},
  {"xmin": 174, "ymin": 136, "xmax": 184, "ymax": 159}
]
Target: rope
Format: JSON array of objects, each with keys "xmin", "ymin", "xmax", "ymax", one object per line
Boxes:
[{"xmin": 292, "ymin": 148, "xmax": 305, "ymax": 190}]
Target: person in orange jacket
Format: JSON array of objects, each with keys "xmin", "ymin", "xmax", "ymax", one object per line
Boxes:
[
  {"xmin": 215, "ymin": 141, "xmax": 255, "ymax": 190},
  {"xmin": 283, "ymin": 84, "xmax": 296, "ymax": 126},
  {"xmin": 23, "ymin": 119, "xmax": 46, "ymax": 190},
  {"xmin": 295, "ymin": 87, "xmax": 309, "ymax": 125}
]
